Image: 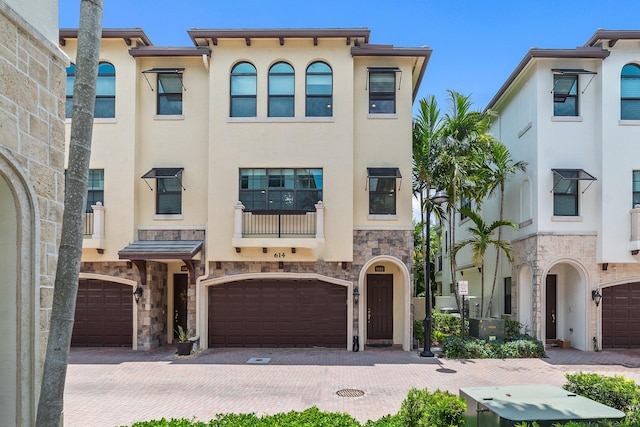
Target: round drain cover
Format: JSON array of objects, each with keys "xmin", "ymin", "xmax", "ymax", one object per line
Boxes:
[{"xmin": 336, "ymin": 389, "xmax": 365, "ymax": 397}]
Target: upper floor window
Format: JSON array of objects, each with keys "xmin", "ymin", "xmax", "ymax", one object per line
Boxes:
[
  {"xmin": 460, "ymin": 197, "xmax": 471, "ymax": 221},
  {"xmin": 553, "ymin": 74, "xmax": 578, "ymax": 116},
  {"xmin": 306, "ymin": 62, "xmax": 332, "ymax": 117},
  {"xmin": 239, "ymin": 168, "xmax": 322, "ymax": 211},
  {"xmin": 95, "ymin": 62, "xmax": 115, "ymax": 118},
  {"xmin": 157, "ymin": 72, "xmax": 183, "ymax": 115},
  {"xmin": 368, "ymin": 69, "xmax": 397, "ymax": 114},
  {"xmin": 230, "ymin": 62, "xmax": 257, "ymax": 117},
  {"xmin": 65, "ymin": 64, "xmax": 75, "ymax": 118},
  {"xmin": 141, "ymin": 168, "xmax": 183, "ymax": 215},
  {"xmin": 367, "ymin": 168, "xmax": 401, "ymax": 215},
  {"xmin": 621, "ymin": 64, "xmax": 640, "ymax": 120},
  {"xmin": 268, "ymin": 62, "xmax": 294, "ymax": 117},
  {"xmin": 552, "ymin": 169, "xmax": 596, "ymax": 217},
  {"xmin": 633, "ymin": 170, "xmax": 640, "ymax": 208},
  {"xmin": 86, "ymin": 169, "xmax": 104, "ymax": 212}
]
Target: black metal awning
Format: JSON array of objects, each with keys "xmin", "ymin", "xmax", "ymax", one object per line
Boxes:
[
  {"xmin": 552, "ymin": 168, "xmax": 597, "ymax": 193},
  {"xmin": 141, "ymin": 167, "xmax": 184, "ymax": 190},
  {"xmin": 367, "ymin": 167, "xmax": 402, "ymax": 190}
]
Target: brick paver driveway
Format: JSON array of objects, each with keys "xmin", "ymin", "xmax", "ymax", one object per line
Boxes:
[{"xmin": 63, "ymin": 347, "xmax": 640, "ymax": 427}]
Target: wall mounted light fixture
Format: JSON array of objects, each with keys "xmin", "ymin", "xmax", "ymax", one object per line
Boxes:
[
  {"xmin": 353, "ymin": 286, "xmax": 360, "ymax": 305},
  {"xmin": 133, "ymin": 286, "xmax": 143, "ymax": 304},
  {"xmin": 591, "ymin": 289, "xmax": 602, "ymax": 307}
]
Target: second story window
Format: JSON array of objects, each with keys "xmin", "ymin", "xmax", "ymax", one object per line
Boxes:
[
  {"xmin": 157, "ymin": 72, "xmax": 183, "ymax": 115},
  {"xmin": 239, "ymin": 168, "xmax": 322, "ymax": 211},
  {"xmin": 306, "ymin": 62, "xmax": 332, "ymax": 117},
  {"xmin": 553, "ymin": 74, "xmax": 578, "ymax": 116},
  {"xmin": 367, "ymin": 168, "xmax": 401, "ymax": 215},
  {"xmin": 633, "ymin": 170, "xmax": 640, "ymax": 208},
  {"xmin": 141, "ymin": 168, "xmax": 184, "ymax": 215},
  {"xmin": 368, "ymin": 69, "xmax": 397, "ymax": 114},
  {"xmin": 86, "ymin": 169, "xmax": 104, "ymax": 212},
  {"xmin": 460, "ymin": 197, "xmax": 471, "ymax": 221},
  {"xmin": 95, "ymin": 62, "xmax": 115, "ymax": 118},
  {"xmin": 553, "ymin": 170, "xmax": 578, "ymax": 216},
  {"xmin": 268, "ymin": 62, "xmax": 294, "ymax": 117},
  {"xmin": 621, "ymin": 64, "xmax": 640, "ymax": 120},
  {"xmin": 230, "ymin": 62, "xmax": 257, "ymax": 117}
]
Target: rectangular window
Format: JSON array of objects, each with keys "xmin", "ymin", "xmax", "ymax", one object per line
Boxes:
[
  {"xmin": 553, "ymin": 75, "xmax": 578, "ymax": 116},
  {"xmin": 634, "ymin": 171, "xmax": 640, "ymax": 208},
  {"xmin": 553, "ymin": 171, "xmax": 578, "ymax": 216},
  {"xmin": 504, "ymin": 277, "xmax": 512, "ymax": 315},
  {"xmin": 369, "ymin": 70, "xmax": 396, "ymax": 114},
  {"xmin": 460, "ymin": 197, "xmax": 471, "ymax": 221},
  {"xmin": 158, "ymin": 73, "xmax": 183, "ymax": 115},
  {"xmin": 367, "ymin": 168, "xmax": 401, "ymax": 215},
  {"xmin": 239, "ymin": 168, "xmax": 322, "ymax": 211},
  {"xmin": 86, "ymin": 169, "xmax": 104, "ymax": 212},
  {"xmin": 157, "ymin": 171, "xmax": 182, "ymax": 214}
]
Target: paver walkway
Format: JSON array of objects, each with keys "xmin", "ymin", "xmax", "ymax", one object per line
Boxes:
[{"xmin": 63, "ymin": 346, "xmax": 640, "ymax": 426}]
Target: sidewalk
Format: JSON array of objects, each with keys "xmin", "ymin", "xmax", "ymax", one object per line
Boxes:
[{"xmin": 63, "ymin": 346, "xmax": 640, "ymax": 427}]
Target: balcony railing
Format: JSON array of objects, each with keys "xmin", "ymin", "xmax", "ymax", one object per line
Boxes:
[
  {"xmin": 82, "ymin": 202, "xmax": 105, "ymax": 250},
  {"xmin": 242, "ymin": 210, "xmax": 316, "ymax": 237},
  {"xmin": 84, "ymin": 212, "xmax": 94, "ymax": 236},
  {"xmin": 631, "ymin": 206, "xmax": 640, "ymax": 243}
]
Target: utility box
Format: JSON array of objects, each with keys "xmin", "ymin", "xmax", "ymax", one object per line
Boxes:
[
  {"xmin": 469, "ymin": 318, "xmax": 505, "ymax": 342},
  {"xmin": 460, "ymin": 385, "xmax": 625, "ymax": 427}
]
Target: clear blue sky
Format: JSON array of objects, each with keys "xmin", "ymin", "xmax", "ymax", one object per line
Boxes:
[{"xmin": 59, "ymin": 0, "xmax": 640, "ymax": 112}]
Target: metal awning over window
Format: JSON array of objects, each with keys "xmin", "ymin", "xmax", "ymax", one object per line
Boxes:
[
  {"xmin": 366, "ymin": 167, "xmax": 402, "ymax": 190},
  {"xmin": 141, "ymin": 68, "xmax": 185, "ymax": 91},
  {"xmin": 141, "ymin": 167, "xmax": 185, "ymax": 190},
  {"xmin": 366, "ymin": 67, "xmax": 402, "ymax": 90},
  {"xmin": 552, "ymin": 168, "xmax": 596, "ymax": 193},
  {"xmin": 552, "ymin": 69, "xmax": 597, "ymax": 94}
]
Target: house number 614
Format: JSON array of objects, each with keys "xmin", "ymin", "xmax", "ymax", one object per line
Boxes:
[{"xmin": 273, "ymin": 252, "xmax": 286, "ymax": 258}]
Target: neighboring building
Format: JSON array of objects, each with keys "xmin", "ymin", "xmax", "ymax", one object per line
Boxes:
[
  {"xmin": 439, "ymin": 30, "xmax": 640, "ymax": 351},
  {"xmin": 0, "ymin": 0, "xmax": 67, "ymax": 424},
  {"xmin": 59, "ymin": 28, "xmax": 430, "ymax": 351}
]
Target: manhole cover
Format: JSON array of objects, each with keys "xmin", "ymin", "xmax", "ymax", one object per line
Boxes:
[{"xmin": 336, "ymin": 389, "xmax": 365, "ymax": 397}]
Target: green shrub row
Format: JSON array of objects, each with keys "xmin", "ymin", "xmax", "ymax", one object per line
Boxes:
[
  {"xmin": 442, "ymin": 335, "xmax": 546, "ymax": 359},
  {"xmin": 121, "ymin": 388, "xmax": 466, "ymax": 427}
]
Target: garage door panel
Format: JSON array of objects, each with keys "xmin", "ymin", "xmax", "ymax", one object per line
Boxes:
[
  {"xmin": 603, "ymin": 283, "xmax": 640, "ymax": 349},
  {"xmin": 209, "ymin": 280, "xmax": 346, "ymax": 348}
]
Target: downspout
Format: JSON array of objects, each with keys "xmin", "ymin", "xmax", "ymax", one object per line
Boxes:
[{"xmin": 195, "ymin": 232, "xmax": 210, "ymax": 350}]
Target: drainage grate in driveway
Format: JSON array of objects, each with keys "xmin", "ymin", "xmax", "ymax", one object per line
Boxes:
[
  {"xmin": 336, "ymin": 389, "xmax": 365, "ymax": 397},
  {"xmin": 247, "ymin": 357, "xmax": 271, "ymax": 364}
]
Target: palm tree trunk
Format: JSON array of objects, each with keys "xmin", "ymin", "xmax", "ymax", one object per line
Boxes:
[
  {"xmin": 486, "ymin": 182, "xmax": 505, "ymax": 317},
  {"xmin": 36, "ymin": 1, "xmax": 103, "ymax": 425}
]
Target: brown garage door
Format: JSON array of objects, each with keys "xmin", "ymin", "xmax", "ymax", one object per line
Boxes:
[
  {"xmin": 208, "ymin": 280, "xmax": 346, "ymax": 348},
  {"xmin": 602, "ymin": 283, "xmax": 640, "ymax": 349},
  {"xmin": 72, "ymin": 279, "xmax": 133, "ymax": 347}
]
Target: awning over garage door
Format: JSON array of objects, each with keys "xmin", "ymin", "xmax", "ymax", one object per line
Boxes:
[
  {"xmin": 118, "ymin": 240, "xmax": 203, "ymax": 284},
  {"xmin": 209, "ymin": 280, "xmax": 346, "ymax": 348}
]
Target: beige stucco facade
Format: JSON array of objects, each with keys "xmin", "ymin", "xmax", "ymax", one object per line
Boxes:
[
  {"xmin": 0, "ymin": 0, "xmax": 66, "ymax": 424},
  {"xmin": 60, "ymin": 28, "xmax": 430, "ymax": 352}
]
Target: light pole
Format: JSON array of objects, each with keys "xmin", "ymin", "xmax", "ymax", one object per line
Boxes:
[{"xmin": 421, "ymin": 187, "xmax": 449, "ymax": 357}]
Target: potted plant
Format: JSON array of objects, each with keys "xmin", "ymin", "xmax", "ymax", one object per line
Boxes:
[{"xmin": 175, "ymin": 325, "xmax": 193, "ymax": 356}]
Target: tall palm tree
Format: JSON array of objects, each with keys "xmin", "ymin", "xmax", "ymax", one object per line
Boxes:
[
  {"xmin": 433, "ymin": 90, "xmax": 495, "ymax": 309},
  {"xmin": 484, "ymin": 140, "xmax": 527, "ymax": 316},
  {"xmin": 453, "ymin": 207, "xmax": 516, "ymax": 315}
]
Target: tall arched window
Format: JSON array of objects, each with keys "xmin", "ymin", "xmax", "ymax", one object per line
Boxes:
[
  {"xmin": 268, "ymin": 62, "xmax": 294, "ymax": 117},
  {"xmin": 65, "ymin": 63, "xmax": 75, "ymax": 118},
  {"xmin": 306, "ymin": 61, "xmax": 332, "ymax": 117},
  {"xmin": 95, "ymin": 62, "xmax": 115, "ymax": 118},
  {"xmin": 230, "ymin": 62, "xmax": 257, "ymax": 117},
  {"xmin": 621, "ymin": 63, "xmax": 640, "ymax": 120}
]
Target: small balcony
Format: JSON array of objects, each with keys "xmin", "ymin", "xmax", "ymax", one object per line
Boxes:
[
  {"xmin": 232, "ymin": 201, "xmax": 325, "ymax": 251},
  {"xmin": 83, "ymin": 202, "xmax": 105, "ymax": 251}
]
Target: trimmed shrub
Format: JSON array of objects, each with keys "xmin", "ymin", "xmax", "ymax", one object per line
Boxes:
[
  {"xmin": 432, "ymin": 312, "xmax": 462, "ymax": 336},
  {"xmin": 442, "ymin": 336, "xmax": 545, "ymax": 359},
  {"xmin": 396, "ymin": 387, "xmax": 466, "ymax": 427}
]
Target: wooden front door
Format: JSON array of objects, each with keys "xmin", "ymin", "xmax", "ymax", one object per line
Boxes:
[
  {"xmin": 546, "ymin": 275, "xmax": 557, "ymax": 340},
  {"xmin": 173, "ymin": 274, "xmax": 188, "ymax": 337},
  {"xmin": 367, "ymin": 274, "xmax": 393, "ymax": 340}
]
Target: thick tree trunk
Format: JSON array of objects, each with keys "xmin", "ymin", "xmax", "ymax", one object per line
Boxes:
[{"xmin": 36, "ymin": 1, "xmax": 103, "ymax": 425}]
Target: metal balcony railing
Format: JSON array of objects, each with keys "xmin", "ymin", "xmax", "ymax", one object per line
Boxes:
[
  {"xmin": 84, "ymin": 212, "xmax": 94, "ymax": 236},
  {"xmin": 631, "ymin": 206, "xmax": 640, "ymax": 242},
  {"xmin": 242, "ymin": 210, "xmax": 316, "ymax": 237}
]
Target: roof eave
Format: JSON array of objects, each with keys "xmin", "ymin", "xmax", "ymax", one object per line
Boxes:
[
  {"xmin": 585, "ymin": 30, "xmax": 640, "ymax": 47},
  {"xmin": 187, "ymin": 28, "xmax": 370, "ymax": 47},
  {"xmin": 129, "ymin": 46, "xmax": 212, "ymax": 57},
  {"xmin": 59, "ymin": 28, "xmax": 153, "ymax": 47}
]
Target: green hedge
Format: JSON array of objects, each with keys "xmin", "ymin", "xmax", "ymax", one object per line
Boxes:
[{"xmin": 442, "ymin": 335, "xmax": 546, "ymax": 359}]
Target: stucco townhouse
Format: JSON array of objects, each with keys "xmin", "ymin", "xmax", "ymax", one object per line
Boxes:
[
  {"xmin": 439, "ymin": 30, "xmax": 640, "ymax": 352},
  {"xmin": 59, "ymin": 27, "xmax": 431, "ymax": 352}
]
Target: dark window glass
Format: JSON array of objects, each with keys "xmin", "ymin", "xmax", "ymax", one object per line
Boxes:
[
  {"xmin": 369, "ymin": 71, "xmax": 395, "ymax": 113},
  {"xmin": 157, "ymin": 172, "xmax": 182, "ymax": 214},
  {"xmin": 369, "ymin": 177, "xmax": 396, "ymax": 214},
  {"xmin": 95, "ymin": 62, "xmax": 115, "ymax": 118},
  {"xmin": 553, "ymin": 171, "xmax": 578, "ymax": 216},
  {"xmin": 553, "ymin": 75, "xmax": 578, "ymax": 116},
  {"xmin": 268, "ymin": 62, "xmax": 294, "ymax": 117},
  {"xmin": 157, "ymin": 73, "xmax": 183, "ymax": 115},
  {"xmin": 231, "ymin": 62, "xmax": 257, "ymax": 117},
  {"xmin": 460, "ymin": 197, "xmax": 471, "ymax": 220},
  {"xmin": 65, "ymin": 64, "xmax": 75, "ymax": 118},
  {"xmin": 239, "ymin": 168, "xmax": 322, "ymax": 211},
  {"xmin": 86, "ymin": 169, "xmax": 104, "ymax": 212},
  {"xmin": 621, "ymin": 64, "xmax": 640, "ymax": 120},
  {"xmin": 306, "ymin": 62, "xmax": 332, "ymax": 117},
  {"xmin": 633, "ymin": 171, "xmax": 640, "ymax": 208},
  {"xmin": 504, "ymin": 277, "xmax": 512, "ymax": 315}
]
